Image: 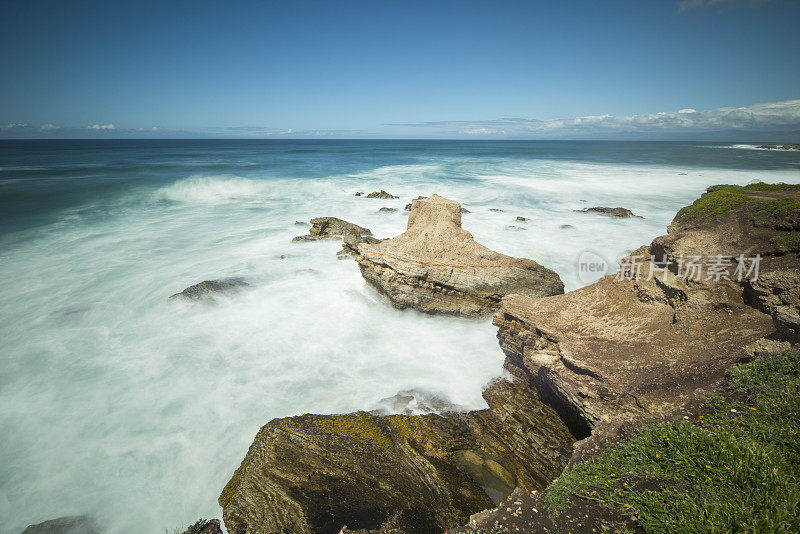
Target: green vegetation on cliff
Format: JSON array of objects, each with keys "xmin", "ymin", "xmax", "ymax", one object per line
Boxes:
[
  {"xmin": 544, "ymin": 350, "xmax": 800, "ymax": 533},
  {"xmin": 708, "ymin": 182, "xmax": 800, "ymax": 193},
  {"xmin": 754, "ymin": 198, "xmax": 800, "ymax": 222},
  {"xmin": 770, "ymin": 232, "xmax": 800, "ymax": 249},
  {"xmin": 677, "ymin": 190, "xmax": 749, "ymax": 220}
]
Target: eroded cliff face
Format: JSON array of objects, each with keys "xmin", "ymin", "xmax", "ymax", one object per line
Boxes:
[
  {"xmin": 495, "ymin": 185, "xmax": 800, "ymax": 436},
  {"xmin": 355, "ymin": 194, "xmax": 564, "ymax": 317},
  {"xmin": 219, "ymin": 378, "xmax": 574, "ymax": 534}
]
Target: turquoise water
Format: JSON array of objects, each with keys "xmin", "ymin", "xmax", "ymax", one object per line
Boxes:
[{"xmin": 1, "ymin": 140, "xmax": 798, "ymax": 533}]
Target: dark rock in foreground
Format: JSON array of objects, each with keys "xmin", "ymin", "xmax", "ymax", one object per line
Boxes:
[
  {"xmin": 356, "ymin": 195, "xmax": 563, "ymax": 316},
  {"xmin": 21, "ymin": 516, "xmax": 99, "ymax": 534},
  {"xmin": 575, "ymin": 206, "xmax": 642, "ymax": 218},
  {"xmin": 219, "ymin": 378, "xmax": 574, "ymax": 534},
  {"xmin": 169, "ymin": 278, "xmax": 248, "ymax": 301}
]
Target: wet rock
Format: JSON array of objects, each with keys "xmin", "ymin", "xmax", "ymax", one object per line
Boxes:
[
  {"xmin": 355, "ymin": 194, "xmax": 564, "ymax": 316},
  {"xmin": 219, "ymin": 378, "xmax": 574, "ymax": 534},
  {"xmin": 460, "ymin": 207, "xmax": 470, "ymax": 214},
  {"xmin": 178, "ymin": 519, "xmax": 223, "ymax": 534},
  {"xmin": 758, "ymin": 144, "xmax": 800, "ymax": 150},
  {"xmin": 560, "ymin": 224, "xmax": 574, "ymax": 229},
  {"xmin": 295, "ymin": 221, "xmax": 308, "ymax": 226},
  {"xmin": 505, "ymin": 225, "xmax": 526, "ymax": 231},
  {"xmin": 294, "ymin": 217, "xmax": 372, "ymax": 242},
  {"xmin": 372, "ymin": 389, "xmax": 459, "ymax": 415},
  {"xmin": 575, "ymin": 207, "xmax": 642, "ymax": 218},
  {"xmin": 378, "ymin": 207, "xmax": 397, "ymax": 213},
  {"xmin": 489, "ymin": 208, "xmax": 504, "ymax": 212},
  {"xmin": 169, "ymin": 278, "xmax": 248, "ymax": 301},
  {"xmin": 354, "ymin": 192, "xmax": 364, "ymax": 196},
  {"xmin": 21, "ymin": 516, "xmax": 100, "ymax": 534},
  {"xmin": 516, "ymin": 216, "xmax": 527, "ymax": 222},
  {"xmin": 339, "ymin": 228, "xmax": 384, "ymax": 258},
  {"xmin": 366, "ymin": 190, "xmax": 398, "ymax": 199}
]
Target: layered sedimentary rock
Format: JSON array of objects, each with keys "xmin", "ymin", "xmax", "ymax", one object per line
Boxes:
[
  {"xmin": 355, "ymin": 195, "xmax": 564, "ymax": 316},
  {"xmin": 219, "ymin": 377, "xmax": 574, "ymax": 534},
  {"xmin": 495, "ymin": 185, "xmax": 800, "ymax": 436}
]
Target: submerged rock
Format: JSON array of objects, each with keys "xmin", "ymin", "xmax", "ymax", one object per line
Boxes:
[
  {"xmin": 575, "ymin": 206, "xmax": 642, "ymax": 218},
  {"xmin": 219, "ymin": 378, "xmax": 574, "ymax": 534},
  {"xmin": 366, "ymin": 190, "xmax": 399, "ymax": 199},
  {"xmin": 169, "ymin": 278, "xmax": 248, "ymax": 301},
  {"xmin": 293, "ymin": 217, "xmax": 372, "ymax": 242},
  {"xmin": 21, "ymin": 516, "xmax": 100, "ymax": 534},
  {"xmin": 355, "ymin": 194, "xmax": 563, "ymax": 316},
  {"xmin": 378, "ymin": 207, "xmax": 397, "ymax": 213}
]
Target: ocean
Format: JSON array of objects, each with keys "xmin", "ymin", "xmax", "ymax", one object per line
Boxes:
[{"xmin": 1, "ymin": 140, "xmax": 799, "ymax": 533}]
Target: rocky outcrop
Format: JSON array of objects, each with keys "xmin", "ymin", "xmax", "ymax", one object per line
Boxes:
[
  {"xmin": 496, "ymin": 185, "xmax": 800, "ymax": 436},
  {"xmin": 758, "ymin": 144, "xmax": 800, "ymax": 150},
  {"xmin": 219, "ymin": 376, "xmax": 574, "ymax": 534},
  {"xmin": 339, "ymin": 228, "xmax": 383, "ymax": 258},
  {"xmin": 354, "ymin": 195, "xmax": 564, "ymax": 316},
  {"xmin": 366, "ymin": 190, "xmax": 399, "ymax": 199},
  {"xmin": 293, "ymin": 217, "xmax": 372, "ymax": 242},
  {"xmin": 575, "ymin": 206, "xmax": 642, "ymax": 218},
  {"xmin": 169, "ymin": 278, "xmax": 248, "ymax": 301},
  {"xmin": 179, "ymin": 519, "xmax": 223, "ymax": 534},
  {"xmin": 379, "ymin": 207, "xmax": 397, "ymax": 213},
  {"xmin": 21, "ymin": 516, "xmax": 100, "ymax": 534}
]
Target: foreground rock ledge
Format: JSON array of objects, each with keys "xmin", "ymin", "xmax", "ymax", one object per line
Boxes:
[
  {"xmin": 219, "ymin": 377, "xmax": 573, "ymax": 534},
  {"xmin": 355, "ymin": 194, "xmax": 564, "ymax": 316}
]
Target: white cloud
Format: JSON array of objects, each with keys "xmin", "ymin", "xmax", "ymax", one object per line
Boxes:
[
  {"xmin": 391, "ymin": 99, "xmax": 800, "ymax": 138},
  {"xmin": 88, "ymin": 123, "xmax": 116, "ymax": 130}
]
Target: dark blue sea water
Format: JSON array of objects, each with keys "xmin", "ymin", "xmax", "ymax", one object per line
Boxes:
[{"xmin": 1, "ymin": 140, "xmax": 798, "ymax": 533}]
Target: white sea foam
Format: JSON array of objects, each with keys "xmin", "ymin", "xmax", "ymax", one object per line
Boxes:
[{"xmin": 1, "ymin": 155, "xmax": 799, "ymax": 534}]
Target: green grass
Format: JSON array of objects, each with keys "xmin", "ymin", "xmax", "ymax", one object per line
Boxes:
[
  {"xmin": 753, "ymin": 198, "xmax": 800, "ymax": 223},
  {"xmin": 678, "ymin": 190, "xmax": 749, "ymax": 220},
  {"xmin": 544, "ymin": 350, "xmax": 800, "ymax": 533},
  {"xmin": 708, "ymin": 182, "xmax": 800, "ymax": 193},
  {"xmin": 770, "ymin": 232, "xmax": 800, "ymax": 249}
]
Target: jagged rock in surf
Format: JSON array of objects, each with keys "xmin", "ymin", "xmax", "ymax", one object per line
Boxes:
[
  {"xmin": 21, "ymin": 516, "xmax": 100, "ymax": 534},
  {"xmin": 574, "ymin": 206, "xmax": 642, "ymax": 218},
  {"xmin": 293, "ymin": 217, "xmax": 372, "ymax": 242},
  {"xmin": 366, "ymin": 190, "xmax": 398, "ymax": 199},
  {"xmin": 169, "ymin": 278, "xmax": 248, "ymax": 301},
  {"xmin": 354, "ymin": 194, "xmax": 563, "ymax": 316}
]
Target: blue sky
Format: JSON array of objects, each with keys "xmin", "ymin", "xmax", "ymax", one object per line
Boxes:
[{"xmin": 1, "ymin": 0, "xmax": 799, "ymax": 139}]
